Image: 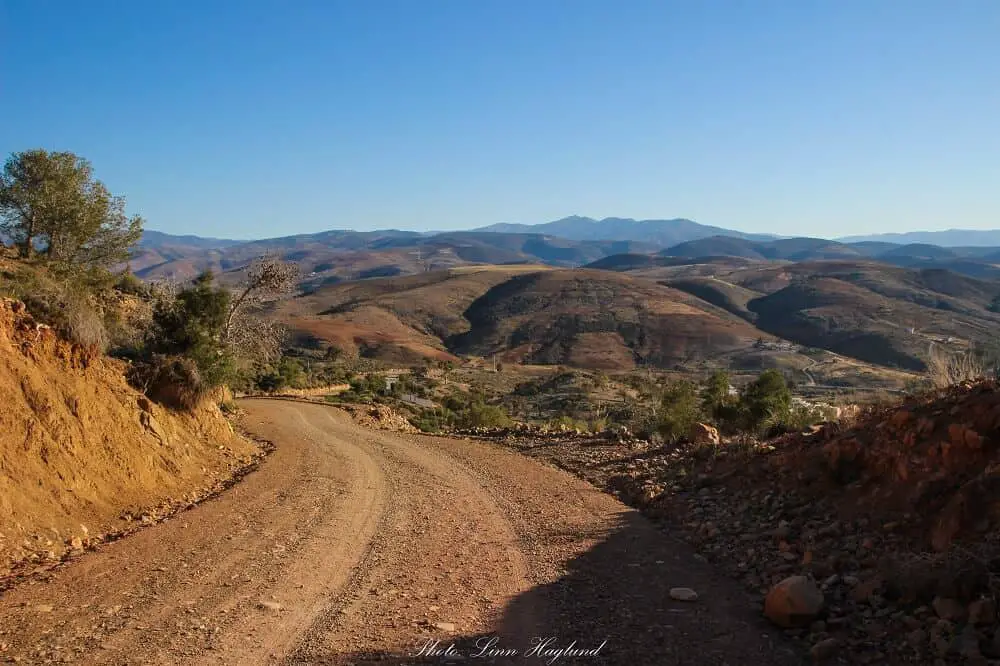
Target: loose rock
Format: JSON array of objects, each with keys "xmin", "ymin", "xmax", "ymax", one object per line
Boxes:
[
  {"xmin": 764, "ymin": 576, "xmax": 824, "ymax": 628},
  {"xmin": 669, "ymin": 587, "xmax": 699, "ymax": 602}
]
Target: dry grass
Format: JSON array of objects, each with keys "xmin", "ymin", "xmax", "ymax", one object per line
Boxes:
[
  {"xmin": 926, "ymin": 345, "xmax": 990, "ymax": 389},
  {"xmin": 64, "ymin": 299, "xmax": 109, "ymax": 351}
]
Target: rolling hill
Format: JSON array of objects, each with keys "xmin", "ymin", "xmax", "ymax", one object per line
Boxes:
[
  {"xmin": 130, "ymin": 229, "xmax": 658, "ymax": 286},
  {"xmin": 273, "ymin": 264, "xmax": 938, "ymax": 388},
  {"xmin": 656, "ymin": 235, "xmax": 1000, "ymax": 280},
  {"xmin": 129, "ymin": 220, "xmax": 1000, "ymax": 377},
  {"xmin": 446, "ymin": 269, "xmax": 769, "ymax": 369},
  {"xmin": 274, "ymin": 266, "xmax": 785, "ymax": 370},
  {"xmin": 590, "ymin": 256, "xmax": 1000, "ymax": 371}
]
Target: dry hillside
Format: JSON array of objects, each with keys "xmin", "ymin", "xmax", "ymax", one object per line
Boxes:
[
  {"xmin": 276, "ymin": 266, "xmax": 550, "ymax": 363},
  {"xmin": 449, "ymin": 269, "xmax": 769, "ymax": 369},
  {"xmin": 276, "ymin": 266, "xmax": 780, "ymax": 370},
  {"xmin": 275, "ymin": 265, "xmax": 933, "ymax": 386},
  {"xmin": 0, "ymin": 298, "xmax": 257, "ymax": 577},
  {"xmin": 597, "ymin": 258, "xmax": 1000, "ymax": 371}
]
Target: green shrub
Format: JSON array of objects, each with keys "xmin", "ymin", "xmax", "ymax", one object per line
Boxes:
[
  {"xmin": 700, "ymin": 370, "xmax": 741, "ymax": 431},
  {"xmin": 410, "ymin": 408, "xmax": 454, "ymax": 433},
  {"xmin": 115, "ymin": 270, "xmax": 149, "ymax": 297},
  {"xmin": 657, "ymin": 380, "xmax": 702, "ymax": 443},
  {"xmin": 456, "ymin": 402, "xmax": 512, "ymax": 429},
  {"xmin": 147, "ymin": 271, "xmax": 234, "ymax": 390},
  {"xmin": 277, "ymin": 357, "xmax": 306, "ymax": 389},
  {"xmin": 739, "ymin": 369, "xmax": 792, "ymax": 432}
]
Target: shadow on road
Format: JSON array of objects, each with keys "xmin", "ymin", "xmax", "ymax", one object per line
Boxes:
[{"xmin": 289, "ymin": 511, "xmax": 802, "ymax": 665}]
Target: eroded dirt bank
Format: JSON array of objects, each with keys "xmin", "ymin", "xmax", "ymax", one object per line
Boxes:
[{"xmin": 0, "ymin": 298, "xmax": 257, "ymax": 577}]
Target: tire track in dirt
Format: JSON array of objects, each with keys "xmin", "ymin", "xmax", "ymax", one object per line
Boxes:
[
  {"xmin": 0, "ymin": 400, "xmax": 800, "ymax": 665},
  {"xmin": 0, "ymin": 401, "xmax": 387, "ymax": 665}
]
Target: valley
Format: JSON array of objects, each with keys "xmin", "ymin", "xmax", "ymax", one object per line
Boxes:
[
  {"xmin": 128, "ymin": 220, "xmax": 1000, "ymax": 391},
  {"xmin": 268, "ymin": 259, "xmax": 997, "ymax": 389}
]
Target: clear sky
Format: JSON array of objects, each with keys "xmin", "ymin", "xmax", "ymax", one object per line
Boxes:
[{"xmin": 1, "ymin": 0, "xmax": 997, "ymax": 239}]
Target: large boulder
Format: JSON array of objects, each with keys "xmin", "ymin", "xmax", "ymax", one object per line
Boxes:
[
  {"xmin": 689, "ymin": 422, "xmax": 720, "ymax": 446},
  {"xmin": 764, "ymin": 576, "xmax": 824, "ymax": 628}
]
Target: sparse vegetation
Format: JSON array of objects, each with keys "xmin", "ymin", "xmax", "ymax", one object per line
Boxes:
[
  {"xmin": 147, "ymin": 271, "xmax": 235, "ymax": 393},
  {"xmin": 701, "ymin": 370, "xmax": 740, "ymax": 431},
  {"xmin": 739, "ymin": 369, "xmax": 793, "ymax": 433},
  {"xmin": 0, "ymin": 258, "xmax": 114, "ymax": 351},
  {"xmin": 656, "ymin": 380, "xmax": 701, "ymax": 443},
  {"xmin": 926, "ymin": 345, "xmax": 991, "ymax": 388},
  {"xmin": 222, "ymin": 256, "xmax": 297, "ymax": 367},
  {"xmin": 408, "ymin": 389, "xmax": 513, "ymax": 433}
]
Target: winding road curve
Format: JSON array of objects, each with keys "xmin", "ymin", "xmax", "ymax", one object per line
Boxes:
[{"xmin": 0, "ymin": 400, "xmax": 799, "ymax": 665}]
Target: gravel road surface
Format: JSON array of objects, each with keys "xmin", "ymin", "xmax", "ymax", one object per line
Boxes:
[{"xmin": 0, "ymin": 399, "xmax": 800, "ymax": 665}]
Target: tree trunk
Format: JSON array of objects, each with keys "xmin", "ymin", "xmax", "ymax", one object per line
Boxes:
[{"xmin": 18, "ymin": 215, "xmax": 35, "ymax": 258}]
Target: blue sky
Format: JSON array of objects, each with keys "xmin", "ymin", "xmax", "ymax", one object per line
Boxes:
[{"xmin": 2, "ymin": 0, "xmax": 997, "ymax": 239}]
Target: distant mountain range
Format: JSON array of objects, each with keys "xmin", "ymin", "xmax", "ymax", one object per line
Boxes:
[
  {"xmin": 130, "ymin": 228, "xmax": 658, "ymax": 286},
  {"xmin": 594, "ymin": 235, "xmax": 1000, "ymax": 280},
  {"xmin": 837, "ymin": 229, "xmax": 1000, "ymax": 247},
  {"xmin": 139, "ymin": 229, "xmax": 244, "ymax": 249},
  {"xmin": 127, "ymin": 217, "xmax": 1000, "ymax": 376},
  {"xmin": 132, "ymin": 216, "xmax": 1000, "ymax": 285},
  {"xmin": 473, "ymin": 215, "xmax": 776, "ymax": 245}
]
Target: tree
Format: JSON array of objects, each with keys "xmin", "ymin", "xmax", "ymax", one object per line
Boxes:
[
  {"xmin": 739, "ymin": 369, "xmax": 792, "ymax": 431},
  {"xmin": 701, "ymin": 370, "xmax": 732, "ymax": 416},
  {"xmin": 222, "ymin": 256, "xmax": 298, "ymax": 365},
  {"xmin": 150, "ymin": 271, "xmax": 234, "ymax": 389},
  {"xmin": 0, "ymin": 150, "xmax": 143, "ymax": 267},
  {"xmin": 701, "ymin": 369, "xmax": 741, "ymax": 431},
  {"xmin": 657, "ymin": 380, "xmax": 702, "ymax": 443}
]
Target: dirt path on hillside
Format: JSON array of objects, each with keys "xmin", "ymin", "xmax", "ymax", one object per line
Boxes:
[{"xmin": 0, "ymin": 400, "xmax": 800, "ymax": 665}]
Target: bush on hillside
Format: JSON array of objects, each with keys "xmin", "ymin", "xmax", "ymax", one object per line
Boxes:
[
  {"xmin": 128, "ymin": 354, "xmax": 209, "ymax": 410},
  {"xmin": 657, "ymin": 380, "xmax": 702, "ymax": 443},
  {"xmin": 701, "ymin": 369, "xmax": 741, "ymax": 432},
  {"xmin": 251, "ymin": 357, "xmax": 310, "ymax": 393},
  {"xmin": 1, "ymin": 263, "xmax": 111, "ymax": 352},
  {"xmin": 410, "ymin": 408, "xmax": 454, "ymax": 433},
  {"xmin": 739, "ymin": 369, "xmax": 792, "ymax": 433},
  {"xmin": 64, "ymin": 298, "xmax": 109, "ymax": 350},
  {"xmin": 926, "ymin": 345, "xmax": 995, "ymax": 389},
  {"xmin": 455, "ymin": 402, "xmax": 512, "ymax": 429},
  {"xmin": 114, "ymin": 269, "xmax": 150, "ymax": 297},
  {"xmin": 139, "ymin": 271, "xmax": 235, "ymax": 406}
]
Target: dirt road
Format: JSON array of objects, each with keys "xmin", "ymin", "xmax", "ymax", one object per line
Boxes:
[{"xmin": 0, "ymin": 400, "xmax": 799, "ymax": 665}]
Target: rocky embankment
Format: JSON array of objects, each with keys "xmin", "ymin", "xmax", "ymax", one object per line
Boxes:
[
  {"xmin": 466, "ymin": 383, "xmax": 1000, "ymax": 664},
  {"xmin": 0, "ymin": 298, "xmax": 261, "ymax": 583}
]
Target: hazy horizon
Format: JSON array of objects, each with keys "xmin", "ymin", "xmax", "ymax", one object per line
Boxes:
[
  {"xmin": 142, "ymin": 215, "xmax": 1000, "ymax": 245},
  {"xmin": 3, "ymin": 1, "xmax": 998, "ymax": 239}
]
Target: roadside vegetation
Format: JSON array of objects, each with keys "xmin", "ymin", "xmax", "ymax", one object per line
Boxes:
[{"xmin": 0, "ymin": 149, "xmax": 298, "ymax": 410}]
